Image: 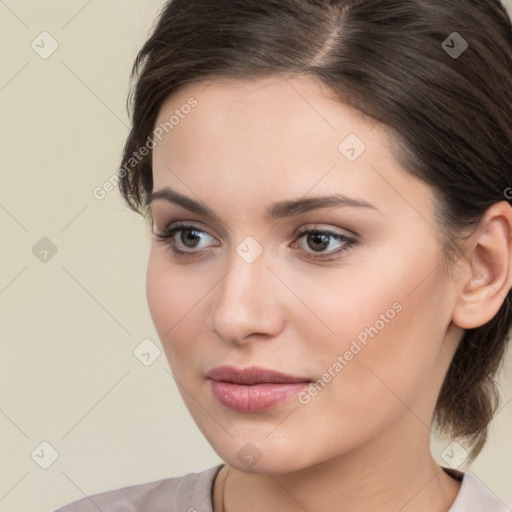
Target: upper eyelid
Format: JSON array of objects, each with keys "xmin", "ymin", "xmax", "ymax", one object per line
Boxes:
[
  {"xmin": 157, "ymin": 222, "xmax": 356, "ymax": 244},
  {"xmin": 157, "ymin": 221, "xmax": 215, "ymax": 237},
  {"xmin": 149, "ymin": 201, "xmax": 369, "ymax": 238},
  {"xmin": 157, "ymin": 220, "xmax": 353, "ymax": 235}
]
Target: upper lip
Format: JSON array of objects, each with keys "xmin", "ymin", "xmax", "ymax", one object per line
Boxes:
[{"xmin": 206, "ymin": 365, "xmax": 312, "ymax": 384}]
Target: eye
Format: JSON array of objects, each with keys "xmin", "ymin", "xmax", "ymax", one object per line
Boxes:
[
  {"xmin": 292, "ymin": 226, "xmax": 357, "ymax": 260},
  {"xmin": 152, "ymin": 222, "xmax": 219, "ymax": 257},
  {"xmin": 153, "ymin": 221, "xmax": 358, "ymax": 262}
]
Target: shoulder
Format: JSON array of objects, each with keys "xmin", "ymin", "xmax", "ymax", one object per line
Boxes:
[
  {"xmin": 444, "ymin": 468, "xmax": 510, "ymax": 512},
  {"xmin": 54, "ymin": 464, "xmax": 224, "ymax": 512}
]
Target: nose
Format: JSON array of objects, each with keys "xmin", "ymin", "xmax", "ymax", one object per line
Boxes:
[{"xmin": 207, "ymin": 244, "xmax": 286, "ymax": 345}]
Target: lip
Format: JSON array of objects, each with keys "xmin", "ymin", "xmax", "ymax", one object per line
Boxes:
[
  {"xmin": 206, "ymin": 365, "xmax": 311, "ymax": 384},
  {"xmin": 206, "ymin": 365, "xmax": 312, "ymax": 412}
]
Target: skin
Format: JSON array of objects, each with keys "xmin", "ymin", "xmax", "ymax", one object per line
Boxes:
[{"xmin": 146, "ymin": 73, "xmax": 512, "ymax": 512}]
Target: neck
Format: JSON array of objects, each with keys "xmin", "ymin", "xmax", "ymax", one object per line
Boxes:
[{"xmin": 213, "ymin": 420, "xmax": 461, "ymax": 512}]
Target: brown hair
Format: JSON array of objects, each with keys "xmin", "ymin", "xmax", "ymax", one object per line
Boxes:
[{"xmin": 118, "ymin": 0, "xmax": 512, "ymax": 461}]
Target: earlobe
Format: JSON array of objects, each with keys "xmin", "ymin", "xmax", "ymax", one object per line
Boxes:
[{"xmin": 452, "ymin": 201, "xmax": 512, "ymax": 330}]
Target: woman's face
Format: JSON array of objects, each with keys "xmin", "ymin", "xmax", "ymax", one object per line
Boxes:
[{"xmin": 147, "ymin": 74, "xmax": 464, "ymax": 473}]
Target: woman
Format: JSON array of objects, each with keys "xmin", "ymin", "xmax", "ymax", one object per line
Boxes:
[{"xmin": 56, "ymin": 0, "xmax": 512, "ymax": 510}]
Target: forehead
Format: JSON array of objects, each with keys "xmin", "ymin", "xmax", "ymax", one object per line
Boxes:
[
  {"xmin": 153, "ymin": 74, "xmax": 373, "ymax": 154},
  {"xmin": 151, "ymin": 74, "xmax": 435, "ymax": 223}
]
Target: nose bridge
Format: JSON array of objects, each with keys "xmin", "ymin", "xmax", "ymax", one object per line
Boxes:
[
  {"xmin": 217, "ymin": 241, "xmax": 270, "ymax": 313},
  {"xmin": 208, "ymin": 238, "xmax": 283, "ymax": 342}
]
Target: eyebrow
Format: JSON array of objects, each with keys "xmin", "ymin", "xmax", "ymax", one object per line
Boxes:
[{"xmin": 146, "ymin": 186, "xmax": 379, "ymax": 219}]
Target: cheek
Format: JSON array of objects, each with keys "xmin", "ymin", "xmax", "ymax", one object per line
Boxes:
[
  {"xmin": 146, "ymin": 251, "xmax": 175, "ymax": 334},
  {"xmin": 293, "ymin": 241, "xmax": 447, "ymax": 416},
  {"xmin": 145, "ymin": 249, "xmax": 209, "ymax": 364}
]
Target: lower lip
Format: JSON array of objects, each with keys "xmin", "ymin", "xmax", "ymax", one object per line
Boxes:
[{"xmin": 209, "ymin": 380, "xmax": 310, "ymax": 412}]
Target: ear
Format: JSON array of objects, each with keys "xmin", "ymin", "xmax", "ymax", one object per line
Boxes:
[{"xmin": 452, "ymin": 201, "xmax": 512, "ymax": 330}]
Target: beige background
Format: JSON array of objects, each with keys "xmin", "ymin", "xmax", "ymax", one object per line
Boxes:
[{"xmin": 1, "ymin": 1, "xmax": 511, "ymax": 511}]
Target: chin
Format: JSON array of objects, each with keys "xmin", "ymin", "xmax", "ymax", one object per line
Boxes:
[
  {"xmin": 205, "ymin": 431, "xmax": 323, "ymax": 475},
  {"xmin": 226, "ymin": 453, "xmax": 310, "ymax": 475}
]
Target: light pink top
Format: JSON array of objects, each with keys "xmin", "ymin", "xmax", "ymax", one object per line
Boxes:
[{"xmin": 55, "ymin": 464, "xmax": 510, "ymax": 511}]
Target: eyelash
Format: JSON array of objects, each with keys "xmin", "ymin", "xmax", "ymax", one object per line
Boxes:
[{"xmin": 153, "ymin": 221, "xmax": 357, "ymax": 261}]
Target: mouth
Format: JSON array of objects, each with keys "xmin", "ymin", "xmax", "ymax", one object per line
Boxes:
[{"xmin": 206, "ymin": 365, "xmax": 312, "ymax": 412}]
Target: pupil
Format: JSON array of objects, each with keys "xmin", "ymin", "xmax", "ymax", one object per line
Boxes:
[
  {"xmin": 308, "ymin": 233, "xmax": 329, "ymax": 251},
  {"xmin": 181, "ymin": 229, "xmax": 201, "ymax": 248}
]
